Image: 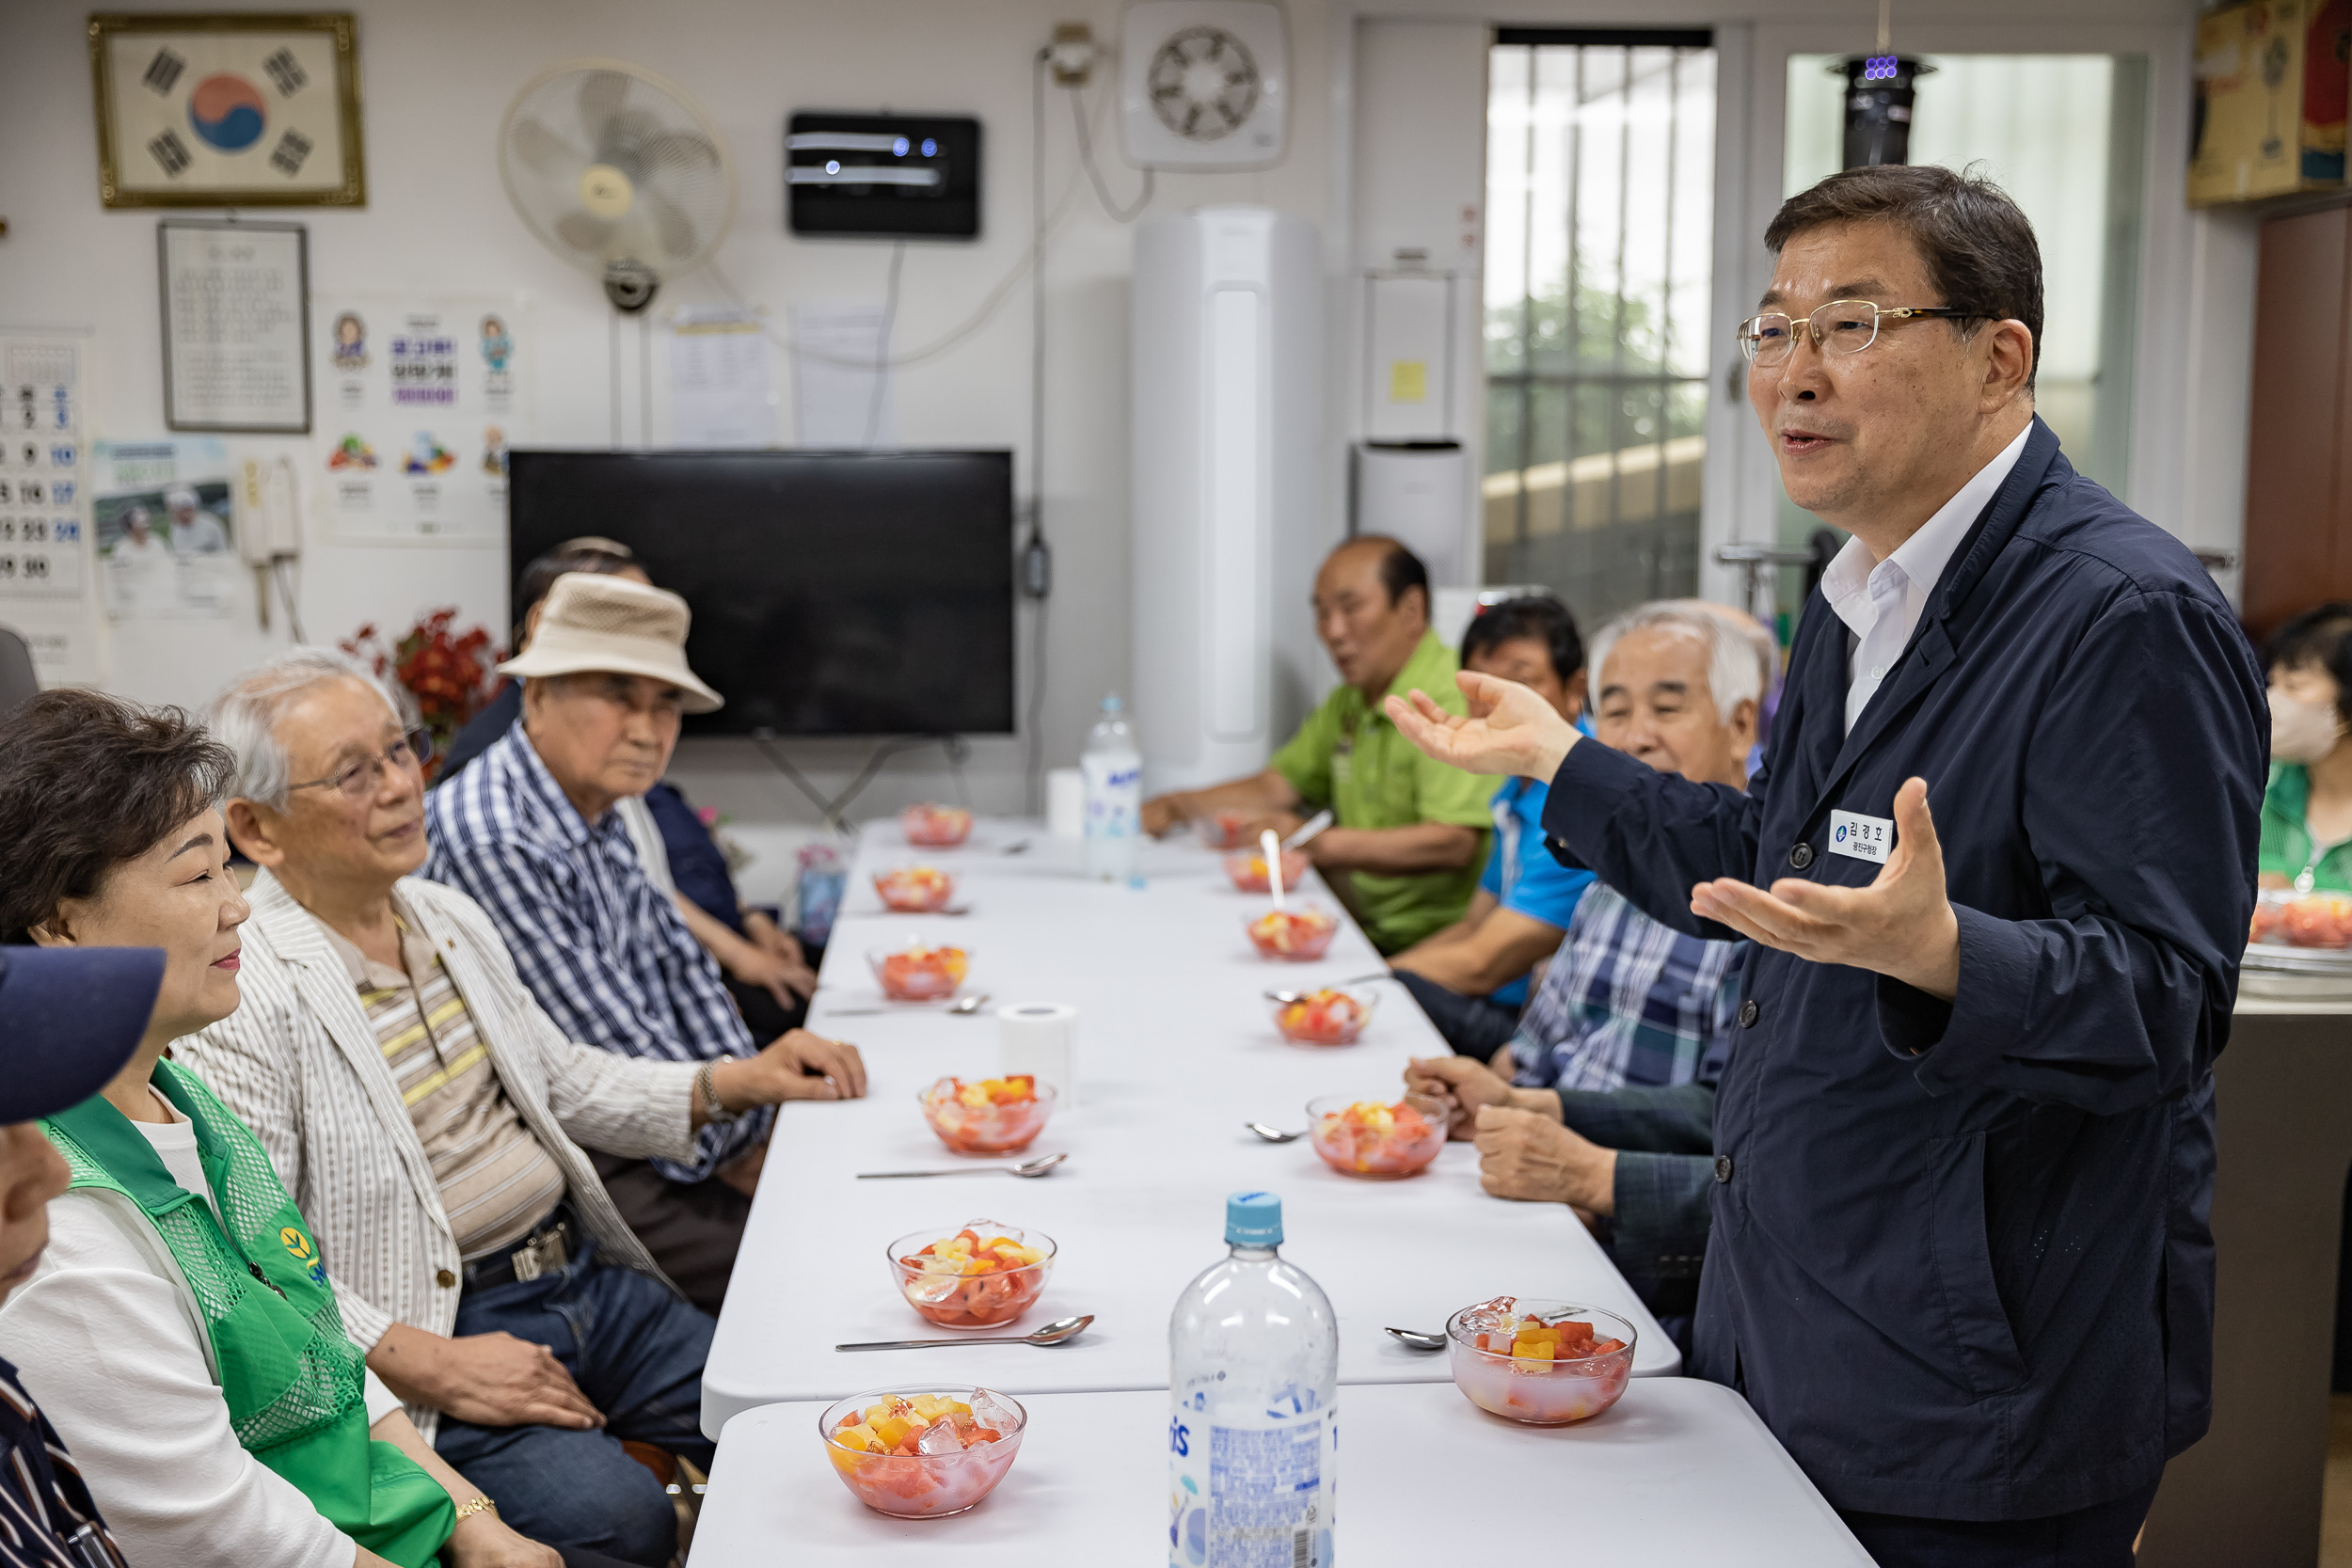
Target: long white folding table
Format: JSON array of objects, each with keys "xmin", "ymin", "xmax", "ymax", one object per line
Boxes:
[
  {"xmin": 701, "ymin": 820, "xmax": 1677, "ymax": 1438},
  {"xmin": 684, "ymin": 1380, "xmax": 1873, "ymax": 1565}
]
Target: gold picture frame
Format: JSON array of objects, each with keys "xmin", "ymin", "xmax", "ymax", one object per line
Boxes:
[{"xmin": 88, "ymin": 13, "xmax": 365, "ymax": 208}]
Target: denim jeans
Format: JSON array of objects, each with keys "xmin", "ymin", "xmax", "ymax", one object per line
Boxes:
[{"xmin": 433, "ymin": 1228, "xmax": 716, "ymax": 1566}]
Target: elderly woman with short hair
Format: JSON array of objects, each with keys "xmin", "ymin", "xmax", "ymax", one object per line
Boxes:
[
  {"xmin": 0, "ymin": 689, "xmax": 565, "ymax": 1568},
  {"xmin": 181, "ymin": 647, "xmax": 857, "ymax": 1566}
]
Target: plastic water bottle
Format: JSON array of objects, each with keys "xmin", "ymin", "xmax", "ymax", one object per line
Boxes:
[
  {"xmin": 1082, "ymin": 692, "xmax": 1142, "ymax": 882},
  {"xmin": 1168, "ymin": 1192, "xmax": 1338, "ymax": 1568}
]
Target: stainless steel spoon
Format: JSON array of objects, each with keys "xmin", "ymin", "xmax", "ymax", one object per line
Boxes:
[
  {"xmin": 1262, "ymin": 974, "xmax": 1393, "ymax": 1006},
  {"xmin": 1385, "ymin": 1326, "xmax": 1447, "ymax": 1352},
  {"xmin": 1246, "ymin": 1123, "xmax": 1305, "ymax": 1144},
  {"xmin": 837, "ymin": 1314, "xmax": 1095, "ymax": 1353},
  {"xmin": 855, "ymin": 1152, "xmax": 1069, "ymax": 1180},
  {"xmin": 820, "ymin": 992, "xmax": 993, "ymax": 1020}
]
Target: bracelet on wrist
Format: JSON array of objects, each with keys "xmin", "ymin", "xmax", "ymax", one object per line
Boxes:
[
  {"xmin": 453, "ymin": 1496, "xmax": 498, "ymax": 1523},
  {"xmin": 697, "ymin": 1055, "xmax": 742, "ymax": 1124}
]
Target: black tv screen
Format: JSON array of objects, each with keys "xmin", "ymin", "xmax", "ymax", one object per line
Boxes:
[{"xmin": 506, "ymin": 450, "xmax": 1014, "ymax": 736}]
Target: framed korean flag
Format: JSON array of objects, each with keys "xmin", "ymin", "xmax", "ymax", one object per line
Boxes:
[{"xmin": 88, "ymin": 14, "xmax": 365, "ymax": 208}]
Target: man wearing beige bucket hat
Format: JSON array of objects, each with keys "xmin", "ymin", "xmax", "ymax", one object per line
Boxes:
[{"xmin": 424, "ymin": 574, "xmax": 866, "ymax": 1312}]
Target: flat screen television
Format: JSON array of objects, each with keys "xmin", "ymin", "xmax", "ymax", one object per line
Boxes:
[{"xmin": 506, "ymin": 449, "xmax": 1015, "ymax": 737}]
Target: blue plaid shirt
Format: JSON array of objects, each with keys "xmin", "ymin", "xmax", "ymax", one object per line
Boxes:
[
  {"xmin": 422, "ymin": 723, "xmax": 769, "ymax": 1181},
  {"xmin": 1508, "ymin": 881, "xmax": 1746, "ymax": 1094}
]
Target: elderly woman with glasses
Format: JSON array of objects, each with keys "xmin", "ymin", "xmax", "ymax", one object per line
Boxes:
[
  {"xmin": 177, "ymin": 648, "xmax": 852, "ymax": 1566},
  {"xmin": 0, "ymin": 689, "xmax": 570, "ymax": 1568}
]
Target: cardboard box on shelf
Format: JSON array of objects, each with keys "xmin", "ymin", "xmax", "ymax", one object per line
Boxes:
[{"xmin": 2189, "ymin": 0, "xmax": 2352, "ymax": 207}]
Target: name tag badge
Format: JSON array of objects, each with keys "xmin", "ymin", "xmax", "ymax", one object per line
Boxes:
[{"xmin": 1828, "ymin": 809, "xmax": 1894, "ymax": 864}]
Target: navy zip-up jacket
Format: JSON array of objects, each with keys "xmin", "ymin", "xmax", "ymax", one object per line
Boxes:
[{"xmin": 1541, "ymin": 419, "xmax": 2265, "ymax": 1520}]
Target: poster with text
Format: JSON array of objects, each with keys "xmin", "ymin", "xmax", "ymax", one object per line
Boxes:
[
  {"xmin": 93, "ymin": 437, "xmax": 237, "ymax": 621},
  {"xmin": 313, "ymin": 295, "xmax": 531, "ymax": 545},
  {"xmin": 0, "ymin": 329, "xmax": 103, "ymax": 680}
]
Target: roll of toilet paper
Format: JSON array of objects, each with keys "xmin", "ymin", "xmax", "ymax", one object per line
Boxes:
[
  {"xmin": 997, "ymin": 1001, "xmax": 1079, "ymax": 1108},
  {"xmin": 1046, "ymin": 767, "xmax": 1086, "ymax": 839}
]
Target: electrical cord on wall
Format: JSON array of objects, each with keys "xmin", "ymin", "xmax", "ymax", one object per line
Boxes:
[
  {"xmin": 864, "ymin": 241, "xmax": 906, "ymax": 447},
  {"xmin": 1069, "ymin": 79, "xmax": 1152, "ymax": 222}
]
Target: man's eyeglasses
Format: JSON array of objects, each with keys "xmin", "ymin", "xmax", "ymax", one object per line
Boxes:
[
  {"xmin": 288, "ymin": 727, "xmax": 435, "ymax": 800},
  {"xmin": 1736, "ymin": 300, "xmax": 1981, "ymax": 368}
]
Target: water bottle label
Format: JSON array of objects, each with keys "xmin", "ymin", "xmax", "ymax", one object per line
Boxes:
[
  {"xmin": 1170, "ymin": 1406, "xmax": 1334, "ymax": 1568},
  {"xmin": 1082, "ymin": 757, "xmax": 1142, "ymax": 839}
]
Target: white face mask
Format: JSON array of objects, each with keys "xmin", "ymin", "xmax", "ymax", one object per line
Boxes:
[{"xmin": 2270, "ymin": 689, "xmax": 2346, "ymax": 765}]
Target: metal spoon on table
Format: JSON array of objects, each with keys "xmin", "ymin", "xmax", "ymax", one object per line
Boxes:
[
  {"xmin": 1263, "ymin": 974, "xmax": 1392, "ymax": 1006},
  {"xmin": 1246, "ymin": 1123, "xmax": 1305, "ymax": 1144},
  {"xmin": 1384, "ymin": 1326, "xmax": 1446, "ymax": 1352},
  {"xmin": 1281, "ymin": 810, "xmax": 1334, "ymax": 851},
  {"xmin": 820, "ymin": 992, "xmax": 993, "ymax": 1019},
  {"xmin": 856, "ymin": 1152, "xmax": 1069, "ymax": 1180},
  {"xmin": 837, "ymin": 1314, "xmax": 1094, "ymax": 1353}
]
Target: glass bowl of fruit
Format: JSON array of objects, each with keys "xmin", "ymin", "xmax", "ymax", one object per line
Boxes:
[
  {"xmin": 868, "ymin": 942, "xmax": 970, "ymax": 1002},
  {"xmin": 888, "ymin": 1223, "xmax": 1057, "ymax": 1328},
  {"xmin": 1193, "ymin": 810, "xmax": 1253, "ymax": 851},
  {"xmin": 819, "ymin": 1385, "xmax": 1027, "ymax": 1517},
  {"xmin": 874, "ymin": 864, "xmax": 957, "ymax": 913},
  {"xmin": 918, "ymin": 1075, "xmax": 1057, "ymax": 1154},
  {"xmin": 2251, "ymin": 888, "xmax": 2352, "ymax": 949},
  {"xmin": 1225, "ymin": 848, "xmax": 1310, "ymax": 895},
  {"xmin": 1246, "ymin": 903, "xmax": 1338, "ymax": 962},
  {"xmin": 1446, "ymin": 1297, "xmax": 1636, "ymax": 1425},
  {"xmin": 901, "ymin": 803, "xmax": 974, "ymax": 847},
  {"xmin": 1305, "ymin": 1094, "xmax": 1446, "ymax": 1178},
  {"xmin": 1272, "ymin": 987, "xmax": 1378, "ymax": 1047}
]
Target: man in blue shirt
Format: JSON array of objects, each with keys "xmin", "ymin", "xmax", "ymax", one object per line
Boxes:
[{"xmin": 1391, "ymin": 596, "xmax": 1594, "ymax": 1056}]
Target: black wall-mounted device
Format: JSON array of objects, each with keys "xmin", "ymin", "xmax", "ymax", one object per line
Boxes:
[{"xmin": 787, "ymin": 112, "xmax": 981, "ymax": 240}]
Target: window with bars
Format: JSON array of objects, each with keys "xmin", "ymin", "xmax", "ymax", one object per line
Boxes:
[{"xmin": 1484, "ymin": 29, "xmax": 1716, "ymax": 622}]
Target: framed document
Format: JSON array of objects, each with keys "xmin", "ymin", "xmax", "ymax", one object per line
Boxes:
[
  {"xmin": 88, "ymin": 13, "xmax": 364, "ymax": 209},
  {"xmin": 159, "ymin": 220, "xmax": 311, "ymax": 433}
]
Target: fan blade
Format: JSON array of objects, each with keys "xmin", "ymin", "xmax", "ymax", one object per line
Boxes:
[
  {"xmin": 554, "ymin": 211, "xmax": 616, "ymax": 255},
  {"xmin": 641, "ymin": 183, "xmax": 699, "ymax": 263},
  {"xmin": 639, "ymin": 129, "xmax": 722, "ymax": 178},
  {"xmin": 578, "ymin": 70, "xmax": 630, "ymax": 134},
  {"xmin": 509, "ymin": 116, "xmax": 585, "ymax": 178}
]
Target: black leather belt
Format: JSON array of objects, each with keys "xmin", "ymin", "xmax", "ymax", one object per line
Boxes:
[{"xmin": 463, "ymin": 1204, "xmax": 574, "ymax": 1288}]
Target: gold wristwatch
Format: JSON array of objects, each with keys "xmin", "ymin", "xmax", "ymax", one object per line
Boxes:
[{"xmin": 698, "ymin": 1053, "xmax": 741, "ymax": 1123}]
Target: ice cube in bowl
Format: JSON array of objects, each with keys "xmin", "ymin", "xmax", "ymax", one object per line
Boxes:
[
  {"xmin": 1305, "ymin": 1093, "xmax": 1447, "ymax": 1178},
  {"xmin": 1271, "ymin": 986, "xmax": 1378, "ymax": 1047},
  {"xmin": 819, "ymin": 1384, "xmax": 1026, "ymax": 1517},
  {"xmin": 886, "ymin": 1223, "xmax": 1057, "ymax": 1328},
  {"xmin": 874, "ymin": 864, "xmax": 957, "ymax": 912},
  {"xmin": 868, "ymin": 942, "xmax": 970, "ymax": 1002},
  {"xmin": 1446, "ymin": 1298, "xmax": 1635, "ymax": 1424},
  {"xmin": 918, "ymin": 1075, "xmax": 1057, "ymax": 1154},
  {"xmin": 901, "ymin": 803, "xmax": 973, "ymax": 847}
]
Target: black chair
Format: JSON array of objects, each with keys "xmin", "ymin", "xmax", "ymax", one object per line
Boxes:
[{"xmin": 0, "ymin": 627, "xmax": 37, "ymax": 717}]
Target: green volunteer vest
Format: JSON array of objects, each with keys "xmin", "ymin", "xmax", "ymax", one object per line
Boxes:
[{"xmin": 42, "ymin": 1062, "xmax": 454, "ymax": 1567}]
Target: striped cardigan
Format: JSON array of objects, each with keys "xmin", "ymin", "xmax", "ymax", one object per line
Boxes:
[{"xmin": 179, "ymin": 870, "xmax": 703, "ymax": 1442}]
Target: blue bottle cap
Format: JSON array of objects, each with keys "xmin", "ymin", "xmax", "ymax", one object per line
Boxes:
[
  {"xmin": 1103, "ymin": 692, "xmax": 1123, "ymax": 713},
  {"xmin": 1225, "ymin": 1190, "xmax": 1282, "ymax": 1247}
]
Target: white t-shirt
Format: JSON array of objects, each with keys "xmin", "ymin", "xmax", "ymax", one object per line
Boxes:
[{"xmin": 0, "ymin": 1090, "xmax": 402, "ymax": 1568}]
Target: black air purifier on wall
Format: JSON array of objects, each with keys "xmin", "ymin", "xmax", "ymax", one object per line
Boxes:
[
  {"xmin": 787, "ymin": 112, "xmax": 981, "ymax": 240},
  {"xmin": 1839, "ymin": 55, "xmax": 1933, "ymax": 168}
]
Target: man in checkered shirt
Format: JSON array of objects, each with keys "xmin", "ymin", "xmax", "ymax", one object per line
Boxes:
[{"xmin": 427, "ymin": 573, "xmax": 864, "ymax": 1314}]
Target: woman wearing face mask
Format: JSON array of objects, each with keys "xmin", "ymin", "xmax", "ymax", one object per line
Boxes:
[{"xmin": 2260, "ymin": 603, "xmax": 2352, "ymax": 892}]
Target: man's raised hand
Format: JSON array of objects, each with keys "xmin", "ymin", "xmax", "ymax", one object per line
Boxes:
[
  {"xmin": 1688, "ymin": 776, "xmax": 1962, "ymax": 1001},
  {"xmin": 1381, "ymin": 671, "xmax": 1579, "ymax": 782}
]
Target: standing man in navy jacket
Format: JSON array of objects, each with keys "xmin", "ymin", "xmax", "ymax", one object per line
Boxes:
[{"xmin": 1390, "ymin": 165, "xmax": 2265, "ymax": 1567}]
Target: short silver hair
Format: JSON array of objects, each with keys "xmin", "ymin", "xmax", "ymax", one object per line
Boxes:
[
  {"xmin": 208, "ymin": 645, "xmax": 415, "ymax": 809},
  {"xmin": 1586, "ymin": 602, "xmax": 1765, "ymax": 724}
]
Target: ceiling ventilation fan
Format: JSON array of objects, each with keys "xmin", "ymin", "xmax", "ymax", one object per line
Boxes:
[{"xmin": 497, "ymin": 59, "xmax": 737, "ymax": 312}]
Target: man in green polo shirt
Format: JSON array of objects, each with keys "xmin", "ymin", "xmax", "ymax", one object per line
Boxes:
[{"xmin": 1140, "ymin": 537, "xmax": 1493, "ymax": 952}]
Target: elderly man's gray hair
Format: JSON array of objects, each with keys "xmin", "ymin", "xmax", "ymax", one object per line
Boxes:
[
  {"xmin": 209, "ymin": 645, "xmax": 416, "ymax": 809},
  {"xmin": 1586, "ymin": 602, "xmax": 1767, "ymax": 724}
]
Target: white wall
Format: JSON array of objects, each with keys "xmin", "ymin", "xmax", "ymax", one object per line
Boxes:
[
  {"xmin": 0, "ymin": 0, "xmax": 1331, "ymax": 839},
  {"xmin": 0, "ymin": 0, "xmax": 2255, "ymax": 864}
]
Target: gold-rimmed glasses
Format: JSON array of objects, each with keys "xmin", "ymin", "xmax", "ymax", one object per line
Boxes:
[
  {"xmin": 287, "ymin": 727, "xmax": 435, "ymax": 801},
  {"xmin": 1736, "ymin": 300, "xmax": 1981, "ymax": 368}
]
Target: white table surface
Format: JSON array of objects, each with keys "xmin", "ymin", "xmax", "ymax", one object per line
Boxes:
[
  {"xmin": 702, "ymin": 821, "xmax": 1677, "ymax": 1437},
  {"xmin": 685, "ymin": 1379, "xmax": 1871, "ymax": 1566}
]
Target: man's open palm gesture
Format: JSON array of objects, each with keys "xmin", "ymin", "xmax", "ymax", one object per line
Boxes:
[
  {"xmin": 1382, "ymin": 671, "xmax": 1579, "ymax": 782},
  {"xmin": 1689, "ymin": 775, "xmax": 1962, "ymax": 1002}
]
